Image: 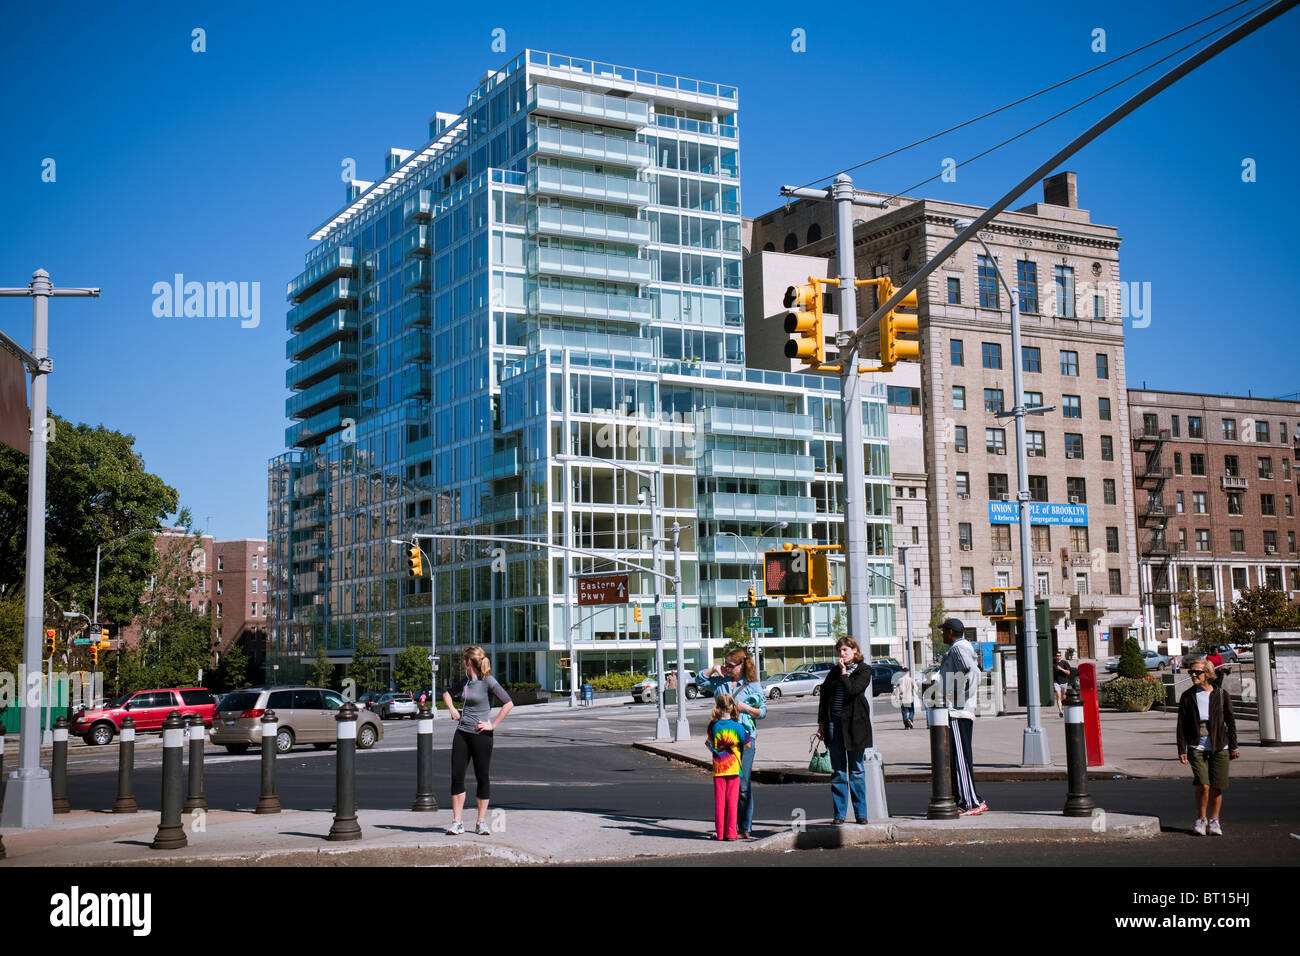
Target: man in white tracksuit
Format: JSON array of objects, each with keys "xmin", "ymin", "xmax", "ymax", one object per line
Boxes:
[{"xmin": 938, "ymin": 618, "xmax": 986, "ymax": 815}]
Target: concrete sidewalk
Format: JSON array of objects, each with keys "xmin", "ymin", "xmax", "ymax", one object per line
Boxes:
[
  {"xmin": 0, "ymin": 804, "xmax": 1158, "ymax": 867},
  {"xmin": 635, "ymin": 697, "xmax": 1300, "ymax": 781}
]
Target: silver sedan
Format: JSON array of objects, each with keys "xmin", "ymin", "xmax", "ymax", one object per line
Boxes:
[{"xmin": 765, "ymin": 672, "xmax": 823, "ymax": 699}]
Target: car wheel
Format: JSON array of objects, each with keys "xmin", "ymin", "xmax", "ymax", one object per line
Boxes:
[
  {"xmin": 812, "ymin": 686, "xmax": 820, "ymax": 697},
  {"xmin": 90, "ymin": 723, "xmax": 115, "ymax": 746},
  {"xmin": 275, "ymin": 729, "xmax": 295, "ymax": 754},
  {"xmin": 685, "ymin": 686, "xmax": 698, "ymax": 700},
  {"xmin": 225, "ymin": 744, "xmax": 249, "ymax": 755},
  {"xmin": 769, "ymin": 688, "xmax": 782, "ymax": 699},
  {"xmin": 357, "ymin": 723, "xmax": 378, "ymax": 750}
]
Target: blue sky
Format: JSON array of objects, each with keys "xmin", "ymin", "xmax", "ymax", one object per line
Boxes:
[{"xmin": 1, "ymin": 0, "xmax": 1296, "ymax": 539}]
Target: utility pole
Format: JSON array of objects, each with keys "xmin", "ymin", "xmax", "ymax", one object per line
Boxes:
[
  {"xmin": 671, "ymin": 520, "xmax": 689, "ymax": 741},
  {"xmin": 561, "ymin": 351, "xmax": 577, "ymax": 708},
  {"xmin": 899, "ymin": 545, "xmax": 914, "ymax": 674},
  {"xmin": 0, "ymin": 269, "xmax": 99, "ymax": 829}
]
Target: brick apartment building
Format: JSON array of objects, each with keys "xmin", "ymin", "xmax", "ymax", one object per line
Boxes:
[{"xmin": 1126, "ymin": 389, "xmax": 1300, "ymax": 649}]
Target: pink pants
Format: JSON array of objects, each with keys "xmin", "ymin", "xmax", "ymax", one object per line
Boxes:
[{"xmin": 714, "ymin": 775, "xmax": 740, "ymax": 839}]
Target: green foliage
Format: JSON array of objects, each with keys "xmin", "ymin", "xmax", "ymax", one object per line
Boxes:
[
  {"xmin": 928, "ymin": 599, "xmax": 949, "ymax": 662},
  {"xmin": 0, "ymin": 592, "xmax": 22, "ymax": 679},
  {"xmin": 309, "ymin": 642, "xmax": 334, "ymax": 689},
  {"xmin": 720, "ymin": 618, "xmax": 751, "ymax": 660},
  {"xmin": 218, "ymin": 644, "xmax": 249, "ymax": 690},
  {"xmin": 829, "ymin": 608, "xmax": 847, "ymax": 640},
  {"xmin": 1117, "ymin": 636, "xmax": 1147, "ymax": 679},
  {"xmin": 1178, "ymin": 591, "xmax": 1229, "ymax": 653},
  {"xmin": 585, "ymin": 671, "xmax": 648, "ymax": 692},
  {"xmin": 349, "ymin": 636, "xmax": 384, "ymax": 695},
  {"xmin": 1226, "ymin": 586, "xmax": 1300, "ymax": 646},
  {"xmin": 1106, "ymin": 675, "xmax": 1165, "ymax": 711},
  {"xmin": 393, "ymin": 644, "xmax": 432, "ymax": 694}
]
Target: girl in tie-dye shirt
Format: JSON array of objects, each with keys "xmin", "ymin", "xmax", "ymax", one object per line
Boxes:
[{"xmin": 706, "ymin": 694, "xmax": 752, "ymax": 840}]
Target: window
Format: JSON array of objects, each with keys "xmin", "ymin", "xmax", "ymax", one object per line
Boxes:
[
  {"xmin": 986, "ymin": 428, "xmax": 1006, "ymax": 454},
  {"xmin": 984, "ymin": 388, "xmax": 1004, "ymax": 413},
  {"xmin": 991, "ymin": 524, "xmax": 1012, "ymax": 551},
  {"xmin": 250, "ymin": 554, "xmax": 258, "ymax": 570},
  {"xmin": 1032, "ymin": 525, "xmax": 1051, "ymax": 552},
  {"xmin": 251, "ymin": 578, "xmax": 258, "ymax": 593},
  {"xmin": 217, "ymin": 556, "xmax": 224, "ymax": 571},
  {"xmin": 982, "ymin": 342, "xmax": 1002, "ymax": 369},
  {"xmin": 912, "ymin": 526, "xmax": 920, "ymax": 544},
  {"xmin": 1196, "ymin": 529, "xmax": 1210, "ymax": 551},
  {"xmin": 961, "ymin": 567, "xmax": 975, "ymax": 593},
  {"xmin": 953, "ymin": 386, "xmax": 966, "ymax": 410},
  {"xmin": 1109, "ymin": 569, "xmax": 1122, "ymax": 595},
  {"xmin": 1223, "ymin": 455, "xmax": 1238, "ymax": 477},
  {"xmin": 1176, "ymin": 490, "xmax": 1185, "ymax": 513},
  {"xmin": 1022, "ymin": 346, "xmax": 1041, "ymax": 373},
  {"xmin": 1227, "ymin": 492, "xmax": 1243, "ymax": 515},
  {"xmin": 1258, "ymin": 457, "xmax": 1273, "ymax": 478},
  {"xmin": 956, "ymin": 472, "xmax": 970, "ymax": 496},
  {"xmin": 978, "ymin": 256, "xmax": 999, "ymax": 308},
  {"xmin": 1190, "ymin": 454, "xmax": 1206, "ymax": 476},
  {"xmin": 1098, "ymin": 397, "xmax": 1111, "ymax": 420},
  {"xmin": 1285, "ymin": 459, "xmax": 1292, "ymax": 480},
  {"xmin": 1171, "ymin": 415, "xmax": 1181, "ymax": 438},
  {"xmin": 1178, "ymin": 567, "xmax": 1191, "ymax": 592},
  {"xmin": 1075, "ymin": 572, "xmax": 1090, "ymax": 595},
  {"xmin": 1060, "ymin": 350, "xmax": 1079, "ymax": 376},
  {"xmin": 1062, "ymin": 395, "xmax": 1081, "ymax": 418},
  {"xmin": 1017, "ymin": 261, "xmax": 1038, "ymax": 313},
  {"xmin": 954, "ymin": 425, "xmax": 968, "ymax": 452},
  {"xmin": 1070, "ymin": 526, "xmax": 1089, "ymax": 551},
  {"xmin": 216, "ymin": 579, "xmax": 223, "ymax": 595},
  {"xmin": 1287, "ymin": 494, "xmax": 1294, "ymax": 517},
  {"xmin": 1067, "ymin": 477, "xmax": 1087, "ymax": 502},
  {"xmin": 251, "ymin": 602, "xmax": 257, "ymax": 616},
  {"xmin": 947, "ymin": 277, "xmax": 961, "ymax": 304},
  {"xmin": 1053, "ymin": 265, "xmax": 1075, "ymax": 317},
  {"xmin": 1036, "ymin": 571, "xmax": 1050, "ymax": 596},
  {"xmin": 950, "ymin": 339, "xmax": 964, "ymax": 366},
  {"xmin": 1104, "ymin": 479, "xmax": 1117, "ymax": 505},
  {"xmin": 1174, "ymin": 452, "xmax": 1183, "ymax": 475},
  {"xmin": 1101, "ymin": 435, "xmax": 1114, "ymax": 461},
  {"xmin": 896, "ymin": 506, "xmax": 904, "ymax": 524},
  {"xmin": 1261, "ymin": 494, "xmax": 1275, "ymax": 516},
  {"xmin": 1230, "ymin": 529, "xmax": 1245, "ymax": 552},
  {"xmin": 1196, "ymin": 567, "xmax": 1214, "ymax": 591},
  {"xmin": 1222, "ymin": 418, "xmax": 1237, "ymax": 440},
  {"xmin": 216, "ymin": 603, "xmax": 223, "ymax": 618},
  {"xmin": 1142, "ymin": 413, "xmax": 1159, "ymax": 435},
  {"xmin": 996, "ymin": 570, "xmax": 1011, "ymax": 589},
  {"xmin": 1267, "ymin": 567, "xmax": 1284, "ymax": 589},
  {"xmin": 1095, "ymin": 353, "xmax": 1109, "ymax": 379},
  {"xmin": 1064, "ymin": 433, "xmax": 1084, "ymax": 459},
  {"xmin": 1026, "ymin": 431, "xmax": 1045, "ymax": 457},
  {"xmin": 1290, "ymin": 531, "xmax": 1296, "ymax": 553},
  {"xmin": 1188, "ymin": 416, "xmax": 1203, "ymax": 439},
  {"xmin": 1106, "ymin": 526, "xmax": 1120, "ymax": 553},
  {"xmin": 988, "ymin": 473, "xmax": 1009, "ymax": 499},
  {"xmin": 1256, "ymin": 420, "xmax": 1271, "ymax": 443},
  {"xmin": 1156, "ymin": 604, "xmax": 1172, "ymax": 629},
  {"xmin": 1264, "ymin": 530, "xmax": 1278, "ymax": 552},
  {"xmin": 1029, "ymin": 475, "xmax": 1049, "ymax": 501},
  {"xmin": 1094, "ymin": 293, "xmax": 1106, "ymax": 320}
]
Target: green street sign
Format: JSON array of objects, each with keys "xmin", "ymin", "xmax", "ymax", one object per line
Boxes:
[
  {"xmin": 753, "ymin": 627, "xmax": 774, "ymax": 634},
  {"xmin": 747, "ymin": 616, "xmax": 762, "ymax": 628},
  {"xmin": 736, "ymin": 599, "xmax": 768, "ymax": 608}
]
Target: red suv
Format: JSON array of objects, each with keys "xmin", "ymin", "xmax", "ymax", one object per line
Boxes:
[{"xmin": 73, "ymin": 687, "xmax": 219, "ymax": 746}]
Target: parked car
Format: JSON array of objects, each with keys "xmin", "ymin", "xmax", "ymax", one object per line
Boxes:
[
  {"xmin": 871, "ymin": 657, "xmax": 902, "ymax": 668},
  {"xmin": 870, "ymin": 664, "xmax": 902, "ymax": 696},
  {"xmin": 1231, "ymin": 644, "xmax": 1254, "ymax": 662},
  {"xmin": 792, "ymin": 661, "xmax": 834, "ymax": 678},
  {"xmin": 375, "ymin": 693, "xmax": 418, "ymax": 719},
  {"xmin": 631, "ymin": 671, "xmax": 700, "ymax": 704},
  {"xmin": 1105, "ymin": 650, "xmax": 1169, "ymax": 673},
  {"xmin": 73, "ymin": 687, "xmax": 218, "ymax": 746},
  {"xmin": 764, "ymin": 672, "xmax": 822, "ymax": 699},
  {"xmin": 209, "ymin": 686, "xmax": 384, "ymax": 754}
]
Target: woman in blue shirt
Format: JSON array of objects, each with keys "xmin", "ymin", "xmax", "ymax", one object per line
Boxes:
[{"xmin": 696, "ymin": 647, "xmax": 766, "ymax": 838}]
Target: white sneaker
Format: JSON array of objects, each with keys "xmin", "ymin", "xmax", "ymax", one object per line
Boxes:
[
  {"xmin": 1208, "ymin": 819, "xmax": 1222, "ymax": 836},
  {"xmin": 475, "ymin": 819, "xmax": 491, "ymax": 836},
  {"xmin": 1193, "ymin": 817, "xmax": 1207, "ymax": 836},
  {"xmin": 446, "ymin": 819, "xmax": 464, "ymax": 835}
]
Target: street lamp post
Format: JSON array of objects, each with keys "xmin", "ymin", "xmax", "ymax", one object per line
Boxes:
[{"xmin": 952, "ymin": 220, "xmax": 1051, "ymax": 767}]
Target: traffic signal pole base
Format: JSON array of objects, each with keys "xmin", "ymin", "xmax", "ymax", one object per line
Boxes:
[
  {"xmin": 863, "ymin": 748, "xmax": 890, "ymax": 822},
  {"xmin": 1022, "ymin": 725, "xmax": 1052, "ymax": 767},
  {"xmin": 1, "ymin": 769, "xmax": 53, "ymax": 828},
  {"xmin": 654, "ymin": 715, "xmax": 670, "ymax": 741},
  {"xmin": 673, "ymin": 718, "xmax": 691, "ymax": 742}
]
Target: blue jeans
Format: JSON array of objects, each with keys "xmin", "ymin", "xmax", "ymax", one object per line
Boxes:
[
  {"xmin": 828, "ymin": 718, "xmax": 866, "ymax": 821},
  {"xmin": 901, "ymin": 704, "xmax": 915, "ymax": 728},
  {"xmin": 737, "ymin": 741, "xmax": 755, "ymax": 832}
]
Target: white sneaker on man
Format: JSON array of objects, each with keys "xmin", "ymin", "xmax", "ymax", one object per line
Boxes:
[
  {"xmin": 1193, "ymin": 817, "xmax": 1207, "ymax": 836},
  {"xmin": 1207, "ymin": 819, "xmax": 1222, "ymax": 836},
  {"xmin": 475, "ymin": 819, "xmax": 491, "ymax": 835}
]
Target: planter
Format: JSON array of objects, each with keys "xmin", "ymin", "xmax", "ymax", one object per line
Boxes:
[{"xmin": 1113, "ymin": 699, "xmax": 1154, "ymax": 713}]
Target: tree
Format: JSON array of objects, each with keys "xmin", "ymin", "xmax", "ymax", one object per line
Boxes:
[
  {"xmin": 719, "ymin": 618, "xmax": 751, "ymax": 661},
  {"xmin": 218, "ymin": 644, "xmax": 249, "ymax": 690},
  {"xmin": 0, "ymin": 413, "xmax": 180, "ymax": 627},
  {"xmin": 1226, "ymin": 586, "xmax": 1300, "ymax": 646},
  {"xmin": 349, "ymin": 636, "xmax": 384, "ymax": 696},
  {"xmin": 309, "ymin": 642, "xmax": 334, "ymax": 689},
  {"xmin": 394, "ymin": 644, "xmax": 431, "ymax": 694},
  {"xmin": 829, "ymin": 608, "xmax": 847, "ymax": 640},
  {"xmin": 1116, "ymin": 636, "xmax": 1147, "ymax": 679},
  {"xmin": 1178, "ymin": 590, "xmax": 1229, "ymax": 653},
  {"xmin": 927, "ymin": 599, "xmax": 950, "ymax": 663}
]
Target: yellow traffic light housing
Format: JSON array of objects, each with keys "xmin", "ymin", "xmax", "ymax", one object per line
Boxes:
[
  {"xmin": 782, "ymin": 280, "xmax": 826, "ymax": 368},
  {"xmin": 634, "ymin": 606, "xmax": 643, "ymax": 623},
  {"xmin": 91, "ymin": 646, "xmax": 100, "ymax": 667},
  {"xmin": 407, "ymin": 544, "xmax": 423, "ymax": 578},
  {"xmin": 44, "ymin": 629, "xmax": 56, "ymax": 659},
  {"xmin": 875, "ymin": 277, "xmax": 920, "ymax": 371},
  {"xmin": 747, "ymin": 586, "xmax": 756, "ymax": 607}
]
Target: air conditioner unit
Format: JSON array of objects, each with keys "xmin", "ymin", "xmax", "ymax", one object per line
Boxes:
[
  {"xmin": 1266, "ymin": 472, "xmax": 1274, "ymax": 479},
  {"xmin": 1266, "ymin": 545, "xmax": 1276, "ymax": 553},
  {"xmin": 957, "ymin": 493, "xmax": 970, "ymax": 499},
  {"xmin": 955, "ymin": 444, "xmax": 968, "ymax": 453},
  {"xmin": 1069, "ymin": 496, "xmax": 1080, "ymax": 504},
  {"xmin": 1066, "ymin": 451, "xmax": 1081, "ymax": 459},
  {"xmin": 1000, "ymin": 493, "xmax": 1011, "ymax": 501},
  {"xmin": 962, "ymin": 588, "xmax": 974, "ymax": 595},
  {"xmin": 961, "ymin": 544, "xmax": 973, "ymax": 551},
  {"xmin": 994, "ymin": 447, "xmax": 1006, "ymax": 455}
]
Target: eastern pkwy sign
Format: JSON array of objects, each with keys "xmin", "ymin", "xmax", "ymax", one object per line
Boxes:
[{"xmin": 576, "ymin": 573, "xmax": 630, "ymax": 606}]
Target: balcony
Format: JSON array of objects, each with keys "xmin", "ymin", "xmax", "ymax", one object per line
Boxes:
[
  {"xmin": 286, "ymin": 405, "xmax": 361, "ymax": 448},
  {"xmin": 527, "ymin": 167, "xmax": 651, "ymax": 206},
  {"xmin": 402, "ymin": 297, "xmax": 432, "ymax": 329},
  {"xmin": 481, "ymin": 492, "xmax": 520, "ymax": 523},
  {"xmin": 293, "ymin": 571, "xmax": 324, "ymax": 594},
  {"xmin": 403, "ymin": 225, "xmax": 431, "ymax": 258},
  {"xmin": 527, "ymin": 247, "xmax": 652, "ymax": 284},
  {"xmin": 483, "ymin": 448, "xmax": 520, "ymax": 481},
  {"xmin": 527, "ymin": 206, "xmax": 651, "ymax": 244},
  {"xmin": 697, "ymin": 536, "xmax": 814, "ymax": 565},
  {"xmin": 1070, "ymin": 592, "xmax": 1110, "ymax": 615},
  {"xmin": 528, "ymin": 287, "xmax": 653, "ymax": 323},
  {"xmin": 286, "ymin": 309, "xmax": 357, "ymax": 362},
  {"xmin": 529, "ymin": 126, "xmax": 651, "ymax": 168},
  {"xmin": 695, "ymin": 450, "xmax": 816, "ymax": 482},
  {"xmin": 286, "ymin": 373, "xmax": 359, "ymax": 420},
  {"xmin": 403, "ymin": 189, "xmax": 432, "ymax": 221},
  {"xmin": 286, "ymin": 279, "xmax": 356, "ymax": 332},
  {"xmin": 1221, "ymin": 475, "xmax": 1248, "ymax": 490},
  {"xmin": 402, "ymin": 260, "xmax": 431, "ymax": 292},
  {"xmin": 287, "ymin": 246, "xmax": 356, "ymax": 303},
  {"xmin": 1136, "ymin": 464, "xmax": 1173, "ymax": 484},
  {"xmin": 1138, "ymin": 502, "xmax": 1170, "ymax": 523},
  {"xmin": 696, "ymin": 492, "xmax": 818, "ymax": 523},
  {"xmin": 291, "ymin": 507, "xmax": 325, "ymax": 532},
  {"xmin": 400, "ymin": 367, "xmax": 430, "ymax": 399},
  {"xmin": 1132, "ymin": 427, "xmax": 1171, "ymax": 447},
  {"xmin": 699, "ymin": 407, "xmax": 815, "ymax": 439},
  {"xmin": 286, "ymin": 341, "xmax": 360, "ymax": 390},
  {"xmin": 698, "ymin": 579, "xmax": 753, "ymax": 607},
  {"xmin": 401, "ymin": 334, "xmax": 431, "ymax": 364},
  {"xmin": 529, "ymin": 83, "xmax": 650, "ymax": 129}
]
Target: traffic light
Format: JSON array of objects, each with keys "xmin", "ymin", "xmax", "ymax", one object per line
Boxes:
[
  {"xmin": 44, "ymin": 629, "xmax": 56, "ymax": 659},
  {"xmin": 91, "ymin": 646, "xmax": 100, "ymax": 667},
  {"xmin": 875, "ymin": 277, "xmax": 919, "ymax": 371},
  {"xmin": 407, "ymin": 544, "xmax": 423, "ymax": 577},
  {"xmin": 764, "ymin": 549, "xmax": 810, "ymax": 598},
  {"xmin": 634, "ymin": 606, "xmax": 642, "ymax": 623},
  {"xmin": 782, "ymin": 280, "xmax": 825, "ymax": 368},
  {"xmin": 558, "ymin": 657, "xmax": 571, "ymax": 669},
  {"xmin": 747, "ymin": 586, "xmax": 756, "ymax": 607},
  {"xmin": 981, "ymin": 590, "xmax": 1009, "ymax": 618}
]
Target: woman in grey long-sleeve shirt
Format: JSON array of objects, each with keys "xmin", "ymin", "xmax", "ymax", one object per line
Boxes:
[{"xmin": 442, "ymin": 645, "xmax": 513, "ymax": 835}]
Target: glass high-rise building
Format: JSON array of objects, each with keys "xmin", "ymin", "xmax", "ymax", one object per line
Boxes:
[{"xmin": 268, "ymin": 50, "xmax": 894, "ymax": 688}]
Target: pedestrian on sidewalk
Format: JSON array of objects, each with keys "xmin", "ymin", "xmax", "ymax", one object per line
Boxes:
[
  {"xmin": 696, "ymin": 647, "xmax": 767, "ymax": 838},
  {"xmin": 442, "ymin": 646, "xmax": 514, "ymax": 836},
  {"xmin": 1177, "ymin": 658, "xmax": 1239, "ymax": 837},
  {"xmin": 815, "ymin": 636, "xmax": 873, "ymax": 823},
  {"xmin": 939, "ymin": 618, "xmax": 986, "ymax": 816},
  {"xmin": 1053, "ymin": 651, "xmax": 1072, "ymax": 717},
  {"xmin": 705, "ymin": 693, "xmax": 752, "ymax": 840},
  {"xmin": 896, "ymin": 667, "xmax": 917, "ymax": 730}
]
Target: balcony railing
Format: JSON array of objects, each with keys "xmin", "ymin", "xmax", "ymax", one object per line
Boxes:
[
  {"xmin": 400, "ymin": 367, "xmax": 430, "ymax": 399},
  {"xmin": 481, "ymin": 492, "xmax": 520, "ymax": 523},
  {"xmin": 696, "ymin": 492, "xmax": 818, "ymax": 522},
  {"xmin": 697, "ymin": 536, "xmax": 814, "ymax": 564},
  {"xmin": 695, "ymin": 450, "xmax": 816, "ymax": 482},
  {"xmin": 403, "ymin": 225, "xmax": 431, "ymax": 258},
  {"xmin": 286, "ymin": 279, "xmax": 356, "ymax": 332},
  {"xmin": 529, "ymin": 126, "xmax": 651, "ymax": 168},
  {"xmin": 401, "ymin": 335, "xmax": 431, "ymax": 363},
  {"xmin": 527, "ymin": 167, "xmax": 651, "ymax": 206},
  {"xmin": 1221, "ymin": 475, "xmax": 1248, "ymax": 490},
  {"xmin": 699, "ymin": 406, "xmax": 815, "ymax": 438},
  {"xmin": 526, "ymin": 206, "xmax": 651, "ymax": 243},
  {"xmin": 402, "ymin": 297, "xmax": 432, "ymax": 329},
  {"xmin": 286, "ymin": 404, "xmax": 361, "ymax": 448},
  {"xmin": 286, "ymin": 309, "xmax": 357, "ymax": 362},
  {"xmin": 528, "ymin": 287, "xmax": 654, "ymax": 322},
  {"xmin": 286, "ymin": 373, "xmax": 359, "ymax": 420},
  {"xmin": 1133, "ymin": 427, "xmax": 1171, "ymax": 444},
  {"xmin": 286, "ymin": 341, "xmax": 359, "ymax": 390},
  {"xmin": 483, "ymin": 448, "xmax": 520, "ymax": 481},
  {"xmin": 527, "ymin": 246, "xmax": 652, "ymax": 284},
  {"xmin": 402, "ymin": 260, "xmax": 431, "ymax": 291},
  {"xmin": 287, "ymin": 246, "xmax": 356, "ymax": 303},
  {"xmin": 529, "ymin": 83, "xmax": 650, "ymax": 128},
  {"xmin": 403, "ymin": 189, "xmax": 432, "ymax": 221}
]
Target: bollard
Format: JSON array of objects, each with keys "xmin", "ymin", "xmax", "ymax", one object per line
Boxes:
[
  {"xmin": 184, "ymin": 713, "xmax": 208, "ymax": 813},
  {"xmin": 255, "ymin": 710, "xmax": 281, "ymax": 814},
  {"xmin": 328, "ymin": 702, "xmax": 362, "ymax": 841},
  {"xmin": 412, "ymin": 701, "xmax": 438, "ymax": 811},
  {"xmin": 150, "ymin": 711, "xmax": 188, "ymax": 850},
  {"xmin": 1062, "ymin": 685, "xmax": 1097, "ymax": 817},
  {"xmin": 113, "ymin": 716, "xmax": 138, "ymax": 813},
  {"xmin": 926, "ymin": 707, "xmax": 960, "ymax": 820},
  {"xmin": 51, "ymin": 716, "xmax": 70, "ymax": 814}
]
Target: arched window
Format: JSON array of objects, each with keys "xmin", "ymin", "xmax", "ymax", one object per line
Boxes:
[
  {"xmin": 783, "ymin": 233, "xmax": 798, "ymax": 253},
  {"xmin": 762, "ymin": 242, "xmax": 775, "ymax": 252},
  {"xmin": 807, "ymin": 223, "xmax": 822, "ymax": 244}
]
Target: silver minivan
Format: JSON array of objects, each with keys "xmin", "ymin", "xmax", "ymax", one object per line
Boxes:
[{"xmin": 210, "ymin": 687, "xmax": 384, "ymax": 754}]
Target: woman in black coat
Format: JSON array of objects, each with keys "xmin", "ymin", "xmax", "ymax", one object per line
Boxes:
[{"xmin": 816, "ymin": 637, "xmax": 874, "ymax": 824}]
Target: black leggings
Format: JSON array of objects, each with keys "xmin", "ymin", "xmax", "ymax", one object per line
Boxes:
[{"xmin": 451, "ymin": 729, "xmax": 494, "ymax": 800}]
